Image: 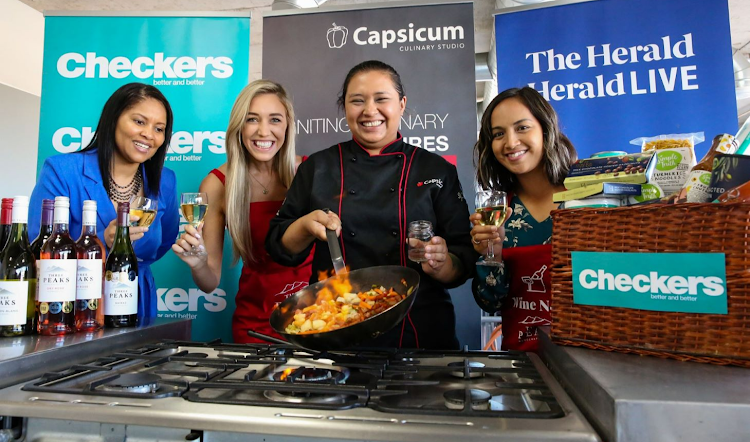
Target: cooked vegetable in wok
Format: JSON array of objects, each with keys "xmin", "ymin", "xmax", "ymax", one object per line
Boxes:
[{"xmin": 285, "ymin": 283, "xmax": 415, "ymax": 334}]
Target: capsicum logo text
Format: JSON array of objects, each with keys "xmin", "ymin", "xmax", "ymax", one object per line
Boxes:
[
  {"xmin": 354, "ymin": 23, "xmax": 465, "ymax": 49},
  {"xmin": 578, "ymin": 269, "xmax": 724, "ymax": 296}
]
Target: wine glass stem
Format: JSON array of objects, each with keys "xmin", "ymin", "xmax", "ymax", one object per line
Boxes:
[{"xmin": 486, "ymin": 240, "xmax": 495, "ymax": 260}]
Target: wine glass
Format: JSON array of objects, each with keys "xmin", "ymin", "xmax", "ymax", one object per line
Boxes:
[
  {"xmin": 180, "ymin": 192, "xmax": 208, "ymax": 255},
  {"xmin": 475, "ymin": 190, "xmax": 508, "ymax": 267},
  {"xmin": 128, "ymin": 196, "xmax": 157, "ymax": 227}
]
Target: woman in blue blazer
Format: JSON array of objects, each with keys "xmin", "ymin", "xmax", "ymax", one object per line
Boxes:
[{"xmin": 30, "ymin": 83, "xmax": 179, "ymax": 320}]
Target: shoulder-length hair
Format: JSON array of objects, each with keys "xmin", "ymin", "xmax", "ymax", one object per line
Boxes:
[
  {"xmin": 225, "ymin": 80, "xmax": 296, "ymax": 264},
  {"xmin": 80, "ymin": 82, "xmax": 173, "ymax": 197},
  {"xmin": 474, "ymin": 86, "xmax": 577, "ymax": 192}
]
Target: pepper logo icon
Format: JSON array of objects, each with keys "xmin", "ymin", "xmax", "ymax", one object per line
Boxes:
[{"xmin": 327, "ymin": 23, "xmax": 348, "ymax": 49}]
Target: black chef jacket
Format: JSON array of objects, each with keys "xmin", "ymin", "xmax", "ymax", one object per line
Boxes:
[{"xmin": 266, "ymin": 135, "xmax": 477, "ymax": 349}]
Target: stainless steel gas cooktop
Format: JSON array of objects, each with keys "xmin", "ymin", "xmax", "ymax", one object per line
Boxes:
[{"xmin": 0, "ymin": 341, "xmax": 601, "ymax": 442}]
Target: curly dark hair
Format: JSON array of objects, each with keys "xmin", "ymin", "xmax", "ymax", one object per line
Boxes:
[{"xmin": 474, "ymin": 86, "xmax": 577, "ymax": 192}]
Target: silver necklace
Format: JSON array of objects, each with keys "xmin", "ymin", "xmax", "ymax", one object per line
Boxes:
[{"xmin": 249, "ymin": 171, "xmax": 272, "ymax": 195}]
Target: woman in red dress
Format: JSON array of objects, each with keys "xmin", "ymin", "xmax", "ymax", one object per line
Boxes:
[{"xmin": 173, "ymin": 80, "xmax": 312, "ymax": 343}]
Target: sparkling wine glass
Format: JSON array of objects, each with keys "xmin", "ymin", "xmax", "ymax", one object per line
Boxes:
[
  {"xmin": 128, "ymin": 196, "xmax": 157, "ymax": 227},
  {"xmin": 475, "ymin": 190, "xmax": 508, "ymax": 267},
  {"xmin": 180, "ymin": 193, "xmax": 209, "ymax": 256}
]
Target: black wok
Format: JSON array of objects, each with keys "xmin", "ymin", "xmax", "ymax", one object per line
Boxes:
[{"xmin": 268, "ymin": 265, "xmax": 419, "ymax": 350}]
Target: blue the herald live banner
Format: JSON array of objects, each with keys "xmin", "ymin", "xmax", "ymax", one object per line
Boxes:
[
  {"xmin": 494, "ymin": 0, "xmax": 737, "ymax": 159},
  {"xmin": 38, "ymin": 14, "xmax": 250, "ymax": 341}
]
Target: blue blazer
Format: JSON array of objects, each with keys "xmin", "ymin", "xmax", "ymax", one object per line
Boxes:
[{"xmin": 29, "ymin": 149, "xmax": 179, "ymax": 319}]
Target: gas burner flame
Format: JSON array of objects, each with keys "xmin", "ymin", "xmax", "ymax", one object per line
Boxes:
[{"xmin": 274, "ymin": 367, "xmax": 344, "ymax": 384}]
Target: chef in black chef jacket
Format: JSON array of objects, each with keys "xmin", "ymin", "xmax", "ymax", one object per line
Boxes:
[{"xmin": 266, "ymin": 60, "xmax": 476, "ymax": 349}]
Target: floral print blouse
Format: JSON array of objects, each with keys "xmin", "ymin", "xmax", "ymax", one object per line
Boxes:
[{"xmin": 473, "ymin": 195, "xmax": 553, "ymax": 313}]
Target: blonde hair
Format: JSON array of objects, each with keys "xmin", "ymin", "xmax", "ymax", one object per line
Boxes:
[{"xmin": 225, "ymin": 80, "xmax": 296, "ymax": 264}]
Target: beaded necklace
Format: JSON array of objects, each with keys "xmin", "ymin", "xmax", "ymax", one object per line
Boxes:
[{"xmin": 108, "ymin": 169, "xmax": 143, "ymax": 203}]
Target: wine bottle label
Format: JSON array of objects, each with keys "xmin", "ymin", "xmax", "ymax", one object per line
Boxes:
[
  {"xmin": 38, "ymin": 259, "xmax": 77, "ymax": 302},
  {"xmin": 76, "ymin": 259, "xmax": 103, "ymax": 300},
  {"xmin": 104, "ymin": 271, "xmax": 138, "ymax": 315},
  {"xmin": 0, "ymin": 281, "xmax": 29, "ymax": 325}
]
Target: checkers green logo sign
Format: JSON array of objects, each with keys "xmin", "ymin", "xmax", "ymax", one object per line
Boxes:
[{"xmin": 572, "ymin": 252, "xmax": 727, "ymax": 314}]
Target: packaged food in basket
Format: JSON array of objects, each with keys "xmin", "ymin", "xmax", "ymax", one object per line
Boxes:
[
  {"xmin": 630, "ymin": 132, "xmax": 703, "ymax": 194},
  {"xmin": 735, "ymin": 117, "xmax": 750, "ymax": 155},
  {"xmin": 680, "ymin": 134, "xmax": 737, "ymax": 202},
  {"xmin": 561, "ymin": 196, "xmax": 623, "ymax": 209},
  {"xmin": 715, "ymin": 179, "xmax": 750, "ymax": 203},
  {"xmin": 627, "ymin": 182, "xmax": 664, "ymax": 205},
  {"xmin": 708, "ymin": 153, "xmax": 750, "ymax": 200},
  {"xmin": 553, "ymin": 182, "xmax": 641, "ymax": 202},
  {"xmin": 563, "ymin": 152, "xmax": 655, "ymax": 189}
]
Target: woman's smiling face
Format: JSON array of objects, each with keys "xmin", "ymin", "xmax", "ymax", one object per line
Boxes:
[
  {"xmin": 241, "ymin": 93, "xmax": 288, "ymax": 164},
  {"xmin": 114, "ymin": 97, "xmax": 167, "ymax": 165},
  {"xmin": 490, "ymin": 97, "xmax": 546, "ymax": 177},
  {"xmin": 344, "ymin": 70, "xmax": 406, "ymax": 153}
]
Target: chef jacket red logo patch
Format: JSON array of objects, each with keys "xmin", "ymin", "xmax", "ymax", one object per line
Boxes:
[{"xmin": 418, "ymin": 179, "xmax": 443, "ymax": 188}]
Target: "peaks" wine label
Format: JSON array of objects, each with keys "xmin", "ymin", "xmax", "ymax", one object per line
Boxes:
[
  {"xmin": 103, "ymin": 270, "xmax": 137, "ymax": 315},
  {"xmin": 38, "ymin": 259, "xmax": 77, "ymax": 303}
]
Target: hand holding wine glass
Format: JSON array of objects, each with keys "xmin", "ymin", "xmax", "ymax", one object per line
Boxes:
[
  {"xmin": 473, "ymin": 190, "xmax": 508, "ymax": 267},
  {"xmin": 180, "ymin": 192, "xmax": 208, "ymax": 256},
  {"xmin": 129, "ymin": 196, "xmax": 157, "ymax": 227}
]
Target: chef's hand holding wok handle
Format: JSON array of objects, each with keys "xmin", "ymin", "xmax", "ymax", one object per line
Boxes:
[
  {"xmin": 280, "ymin": 208, "xmax": 341, "ymax": 255},
  {"xmin": 412, "ymin": 235, "xmax": 464, "ymax": 284}
]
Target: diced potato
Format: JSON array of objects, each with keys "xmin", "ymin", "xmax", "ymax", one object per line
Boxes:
[
  {"xmin": 312, "ymin": 319, "xmax": 326, "ymax": 330},
  {"xmin": 294, "ymin": 313, "xmax": 306, "ymax": 327},
  {"xmin": 300, "ymin": 319, "xmax": 312, "ymax": 332}
]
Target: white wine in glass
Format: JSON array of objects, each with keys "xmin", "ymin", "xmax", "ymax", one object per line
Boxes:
[
  {"xmin": 129, "ymin": 196, "xmax": 157, "ymax": 227},
  {"xmin": 180, "ymin": 193, "xmax": 208, "ymax": 256},
  {"xmin": 180, "ymin": 193, "xmax": 208, "ymax": 227},
  {"xmin": 475, "ymin": 190, "xmax": 508, "ymax": 267}
]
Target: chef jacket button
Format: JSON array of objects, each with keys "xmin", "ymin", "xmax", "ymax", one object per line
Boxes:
[
  {"xmin": 390, "ymin": 187, "xmax": 395, "ymax": 192},
  {"xmin": 350, "ymin": 231, "xmax": 356, "ymax": 237},
  {"xmin": 349, "ymin": 189, "xmax": 356, "ymax": 194},
  {"xmin": 391, "ymin": 231, "xmax": 398, "ymax": 236}
]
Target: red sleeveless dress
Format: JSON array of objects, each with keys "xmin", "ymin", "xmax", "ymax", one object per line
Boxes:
[{"xmin": 210, "ymin": 169, "xmax": 313, "ymax": 343}]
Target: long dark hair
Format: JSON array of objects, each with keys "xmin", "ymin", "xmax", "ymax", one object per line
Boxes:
[
  {"xmin": 336, "ymin": 60, "xmax": 405, "ymax": 110},
  {"xmin": 80, "ymin": 83, "xmax": 173, "ymax": 197},
  {"xmin": 474, "ymin": 86, "xmax": 577, "ymax": 192}
]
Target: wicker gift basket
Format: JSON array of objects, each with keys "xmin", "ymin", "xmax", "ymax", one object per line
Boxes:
[{"xmin": 550, "ymin": 202, "xmax": 750, "ymax": 367}]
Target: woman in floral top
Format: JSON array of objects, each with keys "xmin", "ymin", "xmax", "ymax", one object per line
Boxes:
[{"xmin": 470, "ymin": 87, "xmax": 577, "ymax": 351}]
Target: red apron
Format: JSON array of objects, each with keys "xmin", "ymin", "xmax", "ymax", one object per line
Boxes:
[{"xmin": 500, "ymin": 243, "xmax": 552, "ymax": 351}]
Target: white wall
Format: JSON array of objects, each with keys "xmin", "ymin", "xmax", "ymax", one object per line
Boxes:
[
  {"xmin": 0, "ymin": 0, "xmax": 44, "ymax": 197},
  {"xmin": 0, "ymin": 0, "xmax": 44, "ymax": 96}
]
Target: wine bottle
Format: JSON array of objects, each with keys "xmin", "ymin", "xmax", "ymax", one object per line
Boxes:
[
  {"xmin": 0, "ymin": 198, "xmax": 13, "ymax": 253},
  {"xmin": 37, "ymin": 196, "xmax": 77, "ymax": 335},
  {"xmin": 104, "ymin": 202, "xmax": 138, "ymax": 328},
  {"xmin": 0, "ymin": 196, "xmax": 36, "ymax": 336},
  {"xmin": 75, "ymin": 200, "xmax": 104, "ymax": 332},
  {"xmin": 30, "ymin": 199, "xmax": 54, "ymax": 260}
]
